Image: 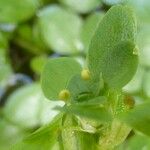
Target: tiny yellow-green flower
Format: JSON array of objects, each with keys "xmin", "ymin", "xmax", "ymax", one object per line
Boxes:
[
  {"xmin": 58, "ymin": 89, "xmax": 70, "ymax": 101},
  {"xmin": 81, "ymin": 69, "xmax": 90, "ymax": 80}
]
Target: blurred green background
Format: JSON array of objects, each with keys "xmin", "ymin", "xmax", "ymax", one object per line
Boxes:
[{"xmin": 0, "ymin": 0, "xmax": 150, "ymax": 149}]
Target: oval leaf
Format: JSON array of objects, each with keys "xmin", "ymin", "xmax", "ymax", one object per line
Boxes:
[
  {"xmin": 0, "ymin": 0, "xmax": 39, "ymax": 23},
  {"xmin": 101, "ymin": 41, "xmax": 138, "ymax": 88},
  {"xmin": 81, "ymin": 12, "xmax": 104, "ymax": 52},
  {"xmin": 38, "ymin": 5, "xmax": 83, "ymax": 54},
  {"xmin": 12, "ymin": 114, "xmax": 63, "ymax": 150},
  {"xmin": 41, "ymin": 57, "xmax": 82, "ymax": 100},
  {"xmin": 87, "ymin": 5, "xmax": 137, "ymax": 81}
]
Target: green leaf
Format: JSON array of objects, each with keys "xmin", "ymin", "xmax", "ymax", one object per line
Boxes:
[
  {"xmin": 143, "ymin": 70, "xmax": 150, "ymax": 98},
  {"xmin": 61, "ymin": 115, "xmax": 98, "ymax": 150},
  {"xmin": 0, "ymin": 48, "xmax": 12, "ymax": 87},
  {"xmin": 0, "ymin": 33, "xmax": 12, "ymax": 87},
  {"xmin": 67, "ymin": 74, "xmax": 105, "ymax": 102},
  {"xmin": 59, "ymin": 0, "xmax": 102, "ymax": 14},
  {"xmin": 137, "ymin": 24, "xmax": 150, "ymax": 67},
  {"xmin": 67, "ymin": 74, "xmax": 99, "ymax": 102},
  {"xmin": 38, "ymin": 5, "xmax": 83, "ymax": 54},
  {"xmin": 32, "ymin": 21, "xmax": 48, "ymax": 52},
  {"xmin": 61, "ymin": 115, "xmax": 78, "ymax": 150},
  {"xmin": 75, "ymin": 96, "xmax": 107, "ymax": 106},
  {"xmin": 76, "ymin": 131, "xmax": 98, "ymax": 150},
  {"xmin": 118, "ymin": 102, "xmax": 150, "ymax": 136},
  {"xmin": 67, "ymin": 74, "xmax": 105, "ymax": 103},
  {"xmin": 41, "ymin": 57, "xmax": 82, "ymax": 100},
  {"xmin": 101, "ymin": 41, "xmax": 138, "ymax": 89},
  {"xmin": 87, "ymin": 5, "xmax": 137, "ymax": 81},
  {"xmin": 30, "ymin": 55, "xmax": 48, "ymax": 75},
  {"xmin": 103, "ymin": 0, "xmax": 126, "ymax": 5},
  {"xmin": 0, "ymin": 119, "xmax": 28, "ymax": 150},
  {"xmin": 127, "ymin": 0, "xmax": 150, "ymax": 23},
  {"xmin": 0, "ymin": 0, "xmax": 40, "ymax": 23},
  {"xmin": 99, "ymin": 119, "xmax": 131, "ymax": 150},
  {"xmin": 4, "ymin": 83, "xmax": 43, "ymax": 128},
  {"xmin": 123, "ymin": 66, "xmax": 144, "ymax": 94},
  {"xmin": 81, "ymin": 12, "xmax": 104, "ymax": 52},
  {"xmin": 62, "ymin": 129, "xmax": 98, "ymax": 150},
  {"xmin": 4, "ymin": 83, "xmax": 64, "ymax": 128},
  {"xmin": 40, "ymin": 99, "xmax": 64, "ymax": 125},
  {"xmin": 15, "ymin": 23, "xmax": 48, "ymax": 55},
  {"xmin": 57, "ymin": 105, "xmax": 112, "ymax": 122},
  {"xmin": 12, "ymin": 114, "xmax": 63, "ymax": 150},
  {"xmin": 126, "ymin": 134, "xmax": 150, "ymax": 150},
  {"xmin": 0, "ymin": 32, "xmax": 8, "ymax": 48}
]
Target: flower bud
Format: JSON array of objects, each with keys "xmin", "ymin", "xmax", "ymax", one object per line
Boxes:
[
  {"xmin": 81, "ymin": 69, "xmax": 90, "ymax": 80},
  {"xmin": 124, "ymin": 95, "xmax": 135, "ymax": 109},
  {"xmin": 58, "ymin": 89, "xmax": 70, "ymax": 101}
]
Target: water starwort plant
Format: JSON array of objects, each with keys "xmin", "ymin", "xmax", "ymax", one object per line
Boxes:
[{"xmin": 11, "ymin": 4, "xmax": 150, "ymax": 150}]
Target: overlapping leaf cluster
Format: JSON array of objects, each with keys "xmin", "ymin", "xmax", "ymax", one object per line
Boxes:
[
  {"xmin": 12, "ymin": 5, "xmax": 141, "ymax": 150},
  {"xmin": 1, "ymin": 0, "xmax": 150, "ymax": 150}
]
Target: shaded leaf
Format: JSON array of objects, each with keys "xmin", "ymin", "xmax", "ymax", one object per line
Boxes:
[
  {"xmin": 12, "ymin": 114, "xmax": 63, "ymax": 150},
  {"xmin": 62, "ymin": 129, "xmax": 98, "ymax": 150},
  {"xmin": 0, "ymin": 0, "xmax": 39, "ymax": 23},
  {"xmin": 61, "ymin": 115, "xmax": 98, "ymax": 150},
  {"xmin": 57, "ymin": 105, "xmax": 112, "ymax": 122},
  {"xmin": 15, "ymin": 23, "xmax": 48, "ymax": 54},
  {"xmin": 0, "ymin": 32, "xmax": 12, "ymax": 87},
  {"xmin": 126, "ymin": 134, "xmax": 150, "ymax": 150},
  {"xmin": 118, "ymin": 102, "xmax": 150, "ymax": 136},
  {"xmin": 81, "ymin": 12, "xmax": 104, "ymax": 52},
  {"xmin": 76, "ymin": 96, "xmax": 107, "ymax": 106},
  {"xmin": 67, "ymin": 74, "xmax": 98, "ymax": 102},
  {"xmin": 30, "ymin": 55, "xmax": 48, "ymax": 75},
  {"xmin": 0, "ymin": 119, "xmax": 28, "ymax": 150}
]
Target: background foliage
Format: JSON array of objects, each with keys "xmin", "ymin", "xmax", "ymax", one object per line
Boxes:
[{"xmin": 0, "ymin": 0, "xmax": 150, "ymax": 149}]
